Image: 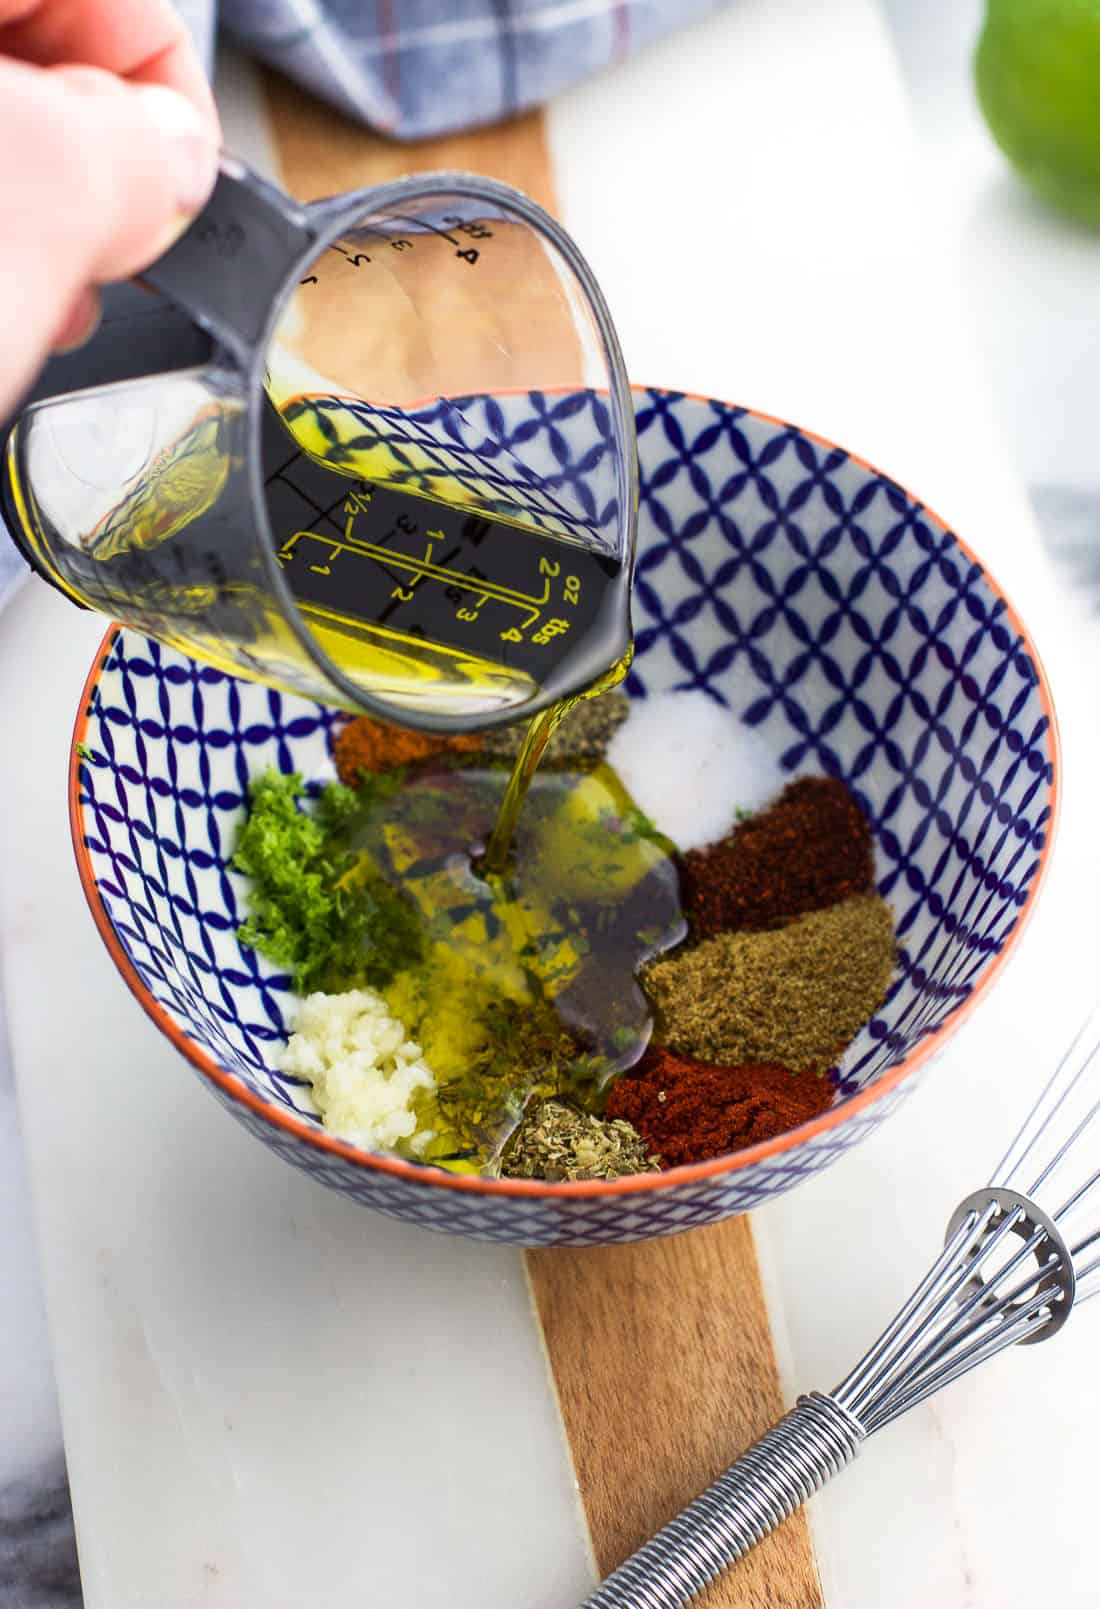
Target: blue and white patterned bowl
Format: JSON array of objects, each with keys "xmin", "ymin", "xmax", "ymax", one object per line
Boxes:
[{"xmin": 70, "ymin": 388, "xmax": 1058, "ymax": 1246}]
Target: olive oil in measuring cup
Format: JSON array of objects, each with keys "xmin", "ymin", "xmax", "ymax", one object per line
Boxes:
[
  {"xmin": 2, "ymin": 161, "xmax": 637, "ymax": 850},
  {"xmin": 259, "ymin": 390, "xmax": 635, "ymax": 865},
  {"xmin": 260, "ymin": 396, "xmax": 633, "ymax": 735},
  {"xmin": 251, "ymin": 174, "xmax": 637, "ymax": 741}
]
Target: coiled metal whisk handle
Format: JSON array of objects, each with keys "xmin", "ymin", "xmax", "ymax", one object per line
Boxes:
[{"xmin": 580, "ymin": 1393, "xmax": 866, "ymax": 1609}]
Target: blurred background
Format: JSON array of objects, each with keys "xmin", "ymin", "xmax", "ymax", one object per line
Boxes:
[{"xmin": 885, "ymin": 0, "xmax": 1100, "ymax": 588}]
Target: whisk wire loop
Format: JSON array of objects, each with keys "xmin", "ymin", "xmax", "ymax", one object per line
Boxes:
[
  {"xmin": 914, "ymin": 1239, "xmax": 1055, "ymax": 1375},
  {"xmin": 994, "ymin": 1001, "xmax": 1100, "ymax": 1191},
  {"xmin": 862, "ymin": 1286, "xmax": 1056, "ymax": 1433},
  {"xmin": 838, "ymin": 1207, "xmax": 1003, "ymax": 1418},
  {"xmin": 834, "ymin": 1219, "xmax": 980, "ymax": 1410}
]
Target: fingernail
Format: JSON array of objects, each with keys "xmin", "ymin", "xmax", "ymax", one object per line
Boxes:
[{"xmin": 133, "ymin": 84, "xmax": 218, "ymax": 215}]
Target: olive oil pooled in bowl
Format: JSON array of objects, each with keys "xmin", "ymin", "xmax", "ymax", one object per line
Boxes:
[{"xmin": 228, "ymin": 704, "xmax": 896, "ymax": 1181}]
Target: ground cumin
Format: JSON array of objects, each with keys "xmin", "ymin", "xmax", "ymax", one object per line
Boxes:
[
  {"xmin": 333, "ymin": 715, "xmax": 481, "ymax": 784},
  {"xmin": 606, "ymin": 1047, "xmax": 832, "ymax": 1166},
  {"xmin": 644, "ymin": 892, "xmax": 894, "ymax": 1073},
  {"xmin": 682, "ymin": 776, "xmax": 874, "ymax": 937}
]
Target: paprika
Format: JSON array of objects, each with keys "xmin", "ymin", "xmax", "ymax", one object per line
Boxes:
[
  {"xmin": 606, "ymin": 1045, "xmax": 833, "ymax": 1167},
  {"xmin": 333, "ymin": 714, "xmax": 480, "ymax": 784}
]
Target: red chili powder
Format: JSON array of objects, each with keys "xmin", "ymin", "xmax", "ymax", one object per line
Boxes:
[
  {"xmin": 333, "ymin": 715, "xmax": 481, "ymax": 785},
  {"xmin": 605, "ymin": 1045, "xmax": 833, "ymax": 1168},
  {"xmin": 682, "ymin": 776, "xmax": 873, "ymax": 938}
]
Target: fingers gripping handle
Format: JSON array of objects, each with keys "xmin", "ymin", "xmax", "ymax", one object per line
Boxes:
[
  {"xmin": 139, "ymin": 156, "xmax": 314, "ymax": 357},
  {"xmin": 579, "ymin": 1393, "xmax": 866, "ymax": 1609}
]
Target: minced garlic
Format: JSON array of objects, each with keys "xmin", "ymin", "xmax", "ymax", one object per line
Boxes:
[{"xmin": 277, "ymin": 989, "xmax": 436, "ymax": 1155}]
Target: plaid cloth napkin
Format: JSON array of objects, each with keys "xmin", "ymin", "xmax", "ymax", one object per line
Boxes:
[{"xmin": 187, "ymin": 0, "xmax": 729, "ymax": 137}]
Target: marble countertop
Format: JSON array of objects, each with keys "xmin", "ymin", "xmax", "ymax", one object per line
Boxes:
[{"xmin": 4, "ymin": 1, "xmax": 1100, "ymax": 1604}]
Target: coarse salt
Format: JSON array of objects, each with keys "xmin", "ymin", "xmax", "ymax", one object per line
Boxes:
[{"xmin": 606, "ymin": 690, "xmax": 785, "ymax": 851}]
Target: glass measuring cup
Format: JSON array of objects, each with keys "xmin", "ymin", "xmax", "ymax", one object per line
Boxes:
[{"xmin": 0, "ymin": 156, "xmax": 637, "ymax": 730}]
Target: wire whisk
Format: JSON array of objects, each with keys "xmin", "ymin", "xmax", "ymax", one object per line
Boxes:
[{"xmin": 579, "ymin": 1001, "xmax": 1100, "ymax": 1609}]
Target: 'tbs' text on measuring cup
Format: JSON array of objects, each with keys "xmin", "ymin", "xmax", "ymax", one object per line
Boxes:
[{"xmin": 1, "ymin": 156, "xmax": 637, "ymax": 731}]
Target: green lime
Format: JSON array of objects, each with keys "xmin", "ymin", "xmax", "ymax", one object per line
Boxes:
[{"xmin": 975, "ymin": 0, "xmax": 1100, "ymax": 228}]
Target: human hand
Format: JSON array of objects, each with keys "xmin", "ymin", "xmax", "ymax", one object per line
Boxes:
[{"xmin": 0, "ymin": 0, "xmax": 221, "ymax": 416}]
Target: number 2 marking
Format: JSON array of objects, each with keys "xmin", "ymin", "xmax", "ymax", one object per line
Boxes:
[{"xmin": 539, "ymin": 557, "xmax": 561, "ymax": 578}]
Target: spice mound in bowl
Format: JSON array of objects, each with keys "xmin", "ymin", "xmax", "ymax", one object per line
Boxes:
[{"xmin": 227, "ymin": 688, "xmax": 897, "ymax": 1181}]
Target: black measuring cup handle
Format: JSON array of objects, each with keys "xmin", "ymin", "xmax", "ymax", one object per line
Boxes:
[
  {"xmin": 2, "ymin": 156, "xmax": 306, "ymax": 427},
  {"xmin": 138, "ymin": 155, "xmax": 315, "ymax": 359}
]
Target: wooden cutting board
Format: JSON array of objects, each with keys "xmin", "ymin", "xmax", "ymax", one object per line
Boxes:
[{"xmin": 262, "ymin": 74, "xmax": 822, "ymax": 1609}]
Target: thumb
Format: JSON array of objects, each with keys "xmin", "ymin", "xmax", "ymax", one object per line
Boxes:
[{"xmin": 0, "ymin": 57, "xmax": 218, "ymax": 408}]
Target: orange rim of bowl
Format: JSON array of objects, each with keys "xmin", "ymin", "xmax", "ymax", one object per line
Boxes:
[{"xmin": 67, "ymin": 389, "xmax": 1062, "ymax": 1201}]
